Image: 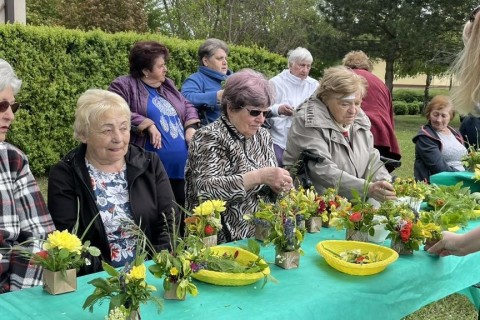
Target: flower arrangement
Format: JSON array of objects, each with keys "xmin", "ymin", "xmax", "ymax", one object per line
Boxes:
[
  {"xmin": 462, "ymin": 145, "xmax": 480, "ymax": 171},
  {"xmin": 148, "ymin": 235, "xmax": 202, "ymax": 300},
  {"xmin": 316, "ymin": 188, "xmax": 352, "ymax": 226},
  {"xmin": 380, "ymin": 202, "xmax": 440, "ymax": 253},
  {"xmin": 31, "ymin": 229, "xmax": 100, "ymax": 272},
  {"xmin": 425, "ymin": 183, "xmax": 478, "ymax": 218},
  {"xmin": 392, "ymin": 177, "xmax": 431, "ymax": 200},
  {"xmin": 83, "ymin": 254, "xmax": 162, "ymax": 318},
  {"xmin": 329, "ymin": 200, "xmax": 375, "ymax": 235},
  {"xmin": 185, "ymin": 199, "xmax": 226, "ymax": 245}
]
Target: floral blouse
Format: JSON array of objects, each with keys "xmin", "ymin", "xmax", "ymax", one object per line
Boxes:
[{"xmin": 86, "ymin": 161, "xmax": 136, "ymax": 267}]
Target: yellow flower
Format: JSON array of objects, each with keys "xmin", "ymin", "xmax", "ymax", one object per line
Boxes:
[
  {"xmin": 128, "ymin": 264, "xmax": 146, "ymax": 280},
  {"xmin": 193, "ymin": 201, "xmax": 215, "ymax": 216},
  {"xmin": 210, "ymin": 200, "xmax": 227, "ymax": 213},
  {"xmin": 170, "ymin": 267, "xmax": 179, "ymax": 276},
  {"xmin": 43, "ymin": 230, "xmax": 82, "ymax": 254}
]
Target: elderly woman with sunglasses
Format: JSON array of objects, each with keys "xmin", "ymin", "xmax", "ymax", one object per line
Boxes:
[
  {"xmin": 185, "ymin": 69, "xmax": 292, "ymax": 243},
  {"xmin": 284, "ymin": 66, "xmax": 395, "ymax": 202},
  {"xmin": 0, "ymin": 59, "xmax": 55, "ymax": 293}
]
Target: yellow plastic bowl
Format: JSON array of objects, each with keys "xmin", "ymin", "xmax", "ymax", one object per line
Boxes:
[
  {"xmin": 316, "ymin": 240, "xmax": 399, "ymax": 276},
  {"xmin": 192, "ymin": 246, "xmax": 270, "ymax": 286}
]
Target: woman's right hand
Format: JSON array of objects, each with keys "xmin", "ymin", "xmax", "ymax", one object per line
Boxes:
[
  {"xmin": 148, "ymin": 125, "xmax": 162, "ymax": 149},
  {"xmin": 368, "ymin": 180, "xmax": 396, "ymax": 202},
  {"xmin": 244, "ymin": 167, "xmax": 293, "ymax": 193}
]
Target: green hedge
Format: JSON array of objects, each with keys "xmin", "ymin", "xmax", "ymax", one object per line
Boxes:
[
  {"xmin": 0, "ymin": 24, "xmax": 286, "ymax": 175},
  {"xmin": 392, "ymin": 88, "xmax": 450, "ymax": 115}
]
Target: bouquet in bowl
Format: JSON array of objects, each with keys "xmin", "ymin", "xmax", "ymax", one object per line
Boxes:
[
  {"xmin": 393, "ymin": 177, "xmax": 430, "ymax": 212},
  {"xmin": 316, "ymin": 188, "xmax": 352, "ymax": 228}
]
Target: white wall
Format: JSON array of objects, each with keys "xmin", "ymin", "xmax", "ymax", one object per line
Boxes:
[{"xmin": 0, "ymin": 0, "xmax": 26, "ymax": 24}]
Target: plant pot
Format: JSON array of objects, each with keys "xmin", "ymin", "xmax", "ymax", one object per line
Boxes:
[
  {"xmin": 423, "ymin": 239, "xmax": 440, "ymax": 251},
  {"xmin": 390, "ymin": 239, "xmax": 413, "ymax": 255},
  {"xmin": 163, "ymin": 281, "xmax": 186, "ymax": 300},
  {"xmin": 254, "ymin": 220, "xmax": 271, "ymax": 241},
  {"xmin": 345, "ymin": 229, "xmax": 368, "ymax": 242},
  {"xmin": 127, "ymin": 308, "xmax": 141, "ymax": 320},
  {"xmin": 395, "ymin": 196, "xmax": 422, "ymax": 213},
  {"xmin": 42, "ymin": 269, "xmax": 77, "ymax": 295},
  {"xmin": 306, "ymin": 217, "xmax": 323, "ymax": 233},
  {"xmin": 202, "ymin": 235, "xmax": 217, "ymax": 248},
  {"xmin": 368, "ymin": 215, "xmax": 389, "ymax": 243},
  {"xmin": 275, "ymin": 250, "xmax": 300, "ymax": 269}
]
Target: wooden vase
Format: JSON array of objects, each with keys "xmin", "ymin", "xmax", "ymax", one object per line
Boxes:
[
  {"xmin": 306, "ymin": 217, "xmax": 323, "ymax": 233},
  {"xmin": 163, "ymin": 281, "xmax": 186, "ymax": 300},
  {"xmin": 254, "ymin": 221, "xmax": 271, "ymax": 241},
  {"xmin": 275, "ymin": 250, "xmax": 300, "ymax": 269},
  {"xmin": 202, "ymin": 234, "xmax": 217, "ymax": 248},
  {"xmin": 345, "ymin": 229, "xmax": 369, "ymax": 242},
  {"xmin": 391, "ymin": 238, "xmax": 413, "ymax": 255},
  {"xmin": 42, "ymin": 269, "xmax": 77, "ymax": 295}
]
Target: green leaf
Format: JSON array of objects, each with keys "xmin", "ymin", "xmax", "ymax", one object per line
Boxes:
[{"xmin": 102, "ymin": 262, "xmax": 119, "ymax": 277}]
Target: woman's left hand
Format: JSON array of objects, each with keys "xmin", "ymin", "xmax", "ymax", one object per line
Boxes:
[
  {"xmin": 368, "ymin": 180, "xmax": 396, "ymax": 202},
  {"xmin": 185, "ymin": 127, "xmax": 196, "ymax": 144}
]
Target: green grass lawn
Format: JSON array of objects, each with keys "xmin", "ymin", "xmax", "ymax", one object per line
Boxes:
[{"xmin": 34, "ymin": 114, "xmax": 477, "ymax": 319}]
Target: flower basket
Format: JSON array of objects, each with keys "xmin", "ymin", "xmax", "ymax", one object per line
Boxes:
[
  {"xmin": 163, "ymin": 280, "xmax": 186, "ymax": 300},
  {"xmin": 306, "ymin": 217, "xmax": 323, "ymax": 233},
  {"xmin": 275, "ymin": 250, "xmax": 300, "ymax": 269},
  {"xmin": 202, "ymin": 235, "xmax": 217, "ymax": 248},
  {"xmin": 43, "ymin": 269, "xmax": 77, "ymax": 295},
  {"xmin": 316, "ymin": 240, "xmax": 399, "ymax": 276},
  {"xmin": 254, "ymin": 219, "xmax": 271, "ymax": 241},
  {"xmin": 191, "ymin": 246, "xmax": 270, "ymax": 286},
  {"xmin": 345, "ymin": 229, "xmax": 369, "ymax": 242},
  {"xmin": 390, "ymin": 238, "xmax": 413, "ymax": 255}
]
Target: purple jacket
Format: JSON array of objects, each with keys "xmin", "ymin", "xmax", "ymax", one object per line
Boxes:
[{"xmin": 108, "ymin": 75, "xmax": 199, "ymax": 147}]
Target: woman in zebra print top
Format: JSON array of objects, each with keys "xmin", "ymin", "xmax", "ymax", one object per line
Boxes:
[{"xmin": 185, "ymin": 69, "xmax": 293, "ymax": 243}]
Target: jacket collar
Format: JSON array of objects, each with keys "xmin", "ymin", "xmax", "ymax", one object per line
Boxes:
[{"xmin": 198, "ymin": 66, "xmax": 232, "ymax": 81}]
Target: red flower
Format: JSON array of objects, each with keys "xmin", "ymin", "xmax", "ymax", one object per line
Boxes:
[
  {"xmin": 328, "ymin": 200, "xmax": 339, "ymax": 208},
  {"xmin": 318, "ymin": 200, "xmax": 327, "ymax": 213},
  {"xmin": 36, "ymin": 251, "xmax": 48, "ymax": 260},
  {"xmin": 349, "ymin": 212, "xmax": 362, "ymax": 223},
  {"xmin": 204, "ymin": 225, "xmax": 215, "ymax": 236},
  {"xmin": 400, "ymin": 222, "xmax": 413, "ymax": 242}
]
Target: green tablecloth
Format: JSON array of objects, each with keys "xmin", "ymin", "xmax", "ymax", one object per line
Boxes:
[
  {"xmin": 2, "ymin": 222, "xmax": 480, "ymax": 320},
  {"xmin": 430, "ymin": 171, "xmax": 480, "ymax": 192}
]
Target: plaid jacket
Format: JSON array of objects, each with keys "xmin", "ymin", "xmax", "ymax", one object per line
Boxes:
[{"xmin": 0, "ymin": 142, "xmax": 55, "ymax": 293}]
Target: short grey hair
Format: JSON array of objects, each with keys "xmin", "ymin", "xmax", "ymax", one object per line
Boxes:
[
  {"xmin": 287, "ymin": 47, "xmax": 313, "ymax": 67},
  {"xmin": 198, "ymin": 38, "xmax": 229, "ymax": 65},
  {"xmin": 0, "ymin": 59, "xmax": 22, "ymax": 94}
]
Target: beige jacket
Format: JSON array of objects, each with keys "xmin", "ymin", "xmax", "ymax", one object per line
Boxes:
[{"xmin": 284, "ymin": 96, "xmax": 391, "ymax": 199}]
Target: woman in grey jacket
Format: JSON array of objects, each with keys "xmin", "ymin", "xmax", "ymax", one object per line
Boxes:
[{"xmin": 284, "ymin": 66, "xmax": 395, "ymax": 202}]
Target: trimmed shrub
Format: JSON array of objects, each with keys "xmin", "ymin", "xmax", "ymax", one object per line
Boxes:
[
  {"xmin": 0, "ymin": 24, "xmax": 286, "ymax": 175},
  {"xmin": 393, "ymin": 101, "xmax": 409, "ymax": 115}
]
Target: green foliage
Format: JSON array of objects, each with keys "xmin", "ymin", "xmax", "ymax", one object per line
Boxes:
[
  {"xmin": 393, "ymin": 101, "xmax": 409, "ymax": 115},
  {"xmin": 0, "ymin": 24, "xmax": 285, "ymax": 175}
]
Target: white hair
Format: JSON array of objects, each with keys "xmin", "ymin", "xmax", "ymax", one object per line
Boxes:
[
  {"xmin": 287, "ymin": 47, "xmax": 313, "ymax": 67},
  {"xmin": 0, "ymin": 59, "xmax": 22, "ymax": 94}
]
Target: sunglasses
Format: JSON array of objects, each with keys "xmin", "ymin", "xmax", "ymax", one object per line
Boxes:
[
  {"xmin": 0, "ymin": 101, "xmax": 20, "ymax": 113},
  {"xmin": 245, "ymin": 107, "xmax": 270, "ymax": 117},
  {"xmin": 470, "ymin": 5, "xmax": 480, "ymax": 22}
]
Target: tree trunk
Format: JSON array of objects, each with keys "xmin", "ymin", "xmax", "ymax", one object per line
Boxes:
[
  {"xmin": 424, "ymin": 73, "xmax": 432, "ymax": 114},
  {"xmin": 384, "ymin": 59, "xmax": 394, "ymax": 94}
]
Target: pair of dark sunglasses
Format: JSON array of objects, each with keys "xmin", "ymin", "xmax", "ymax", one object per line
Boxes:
[
  {"xmin": 470, "ymin": 5, "xmax": 480, "ymax": 22},
  {"xmin": 0, "ymin": 101, "xmax": 20, "ymax": 113},
  {"xmin": 245, "ymin": 107, "xmax": 270, "ymax": 117}
]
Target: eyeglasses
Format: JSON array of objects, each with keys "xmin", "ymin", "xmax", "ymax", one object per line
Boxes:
[
  {"xmin": 245, "ymin": 107, "xmax": 270, "ymax": 118},
  {"xmin": 0, "ymin": 101, "xmax": 20, "ymax": 113},
  {"xmin": 470, "ymin": 5, "xmax": 480, "ymax": 22}
]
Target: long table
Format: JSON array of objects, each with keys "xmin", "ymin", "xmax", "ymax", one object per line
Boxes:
[{"xmin": 2, "ymin": 221, "xmax": 480, "ymax": 320}]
